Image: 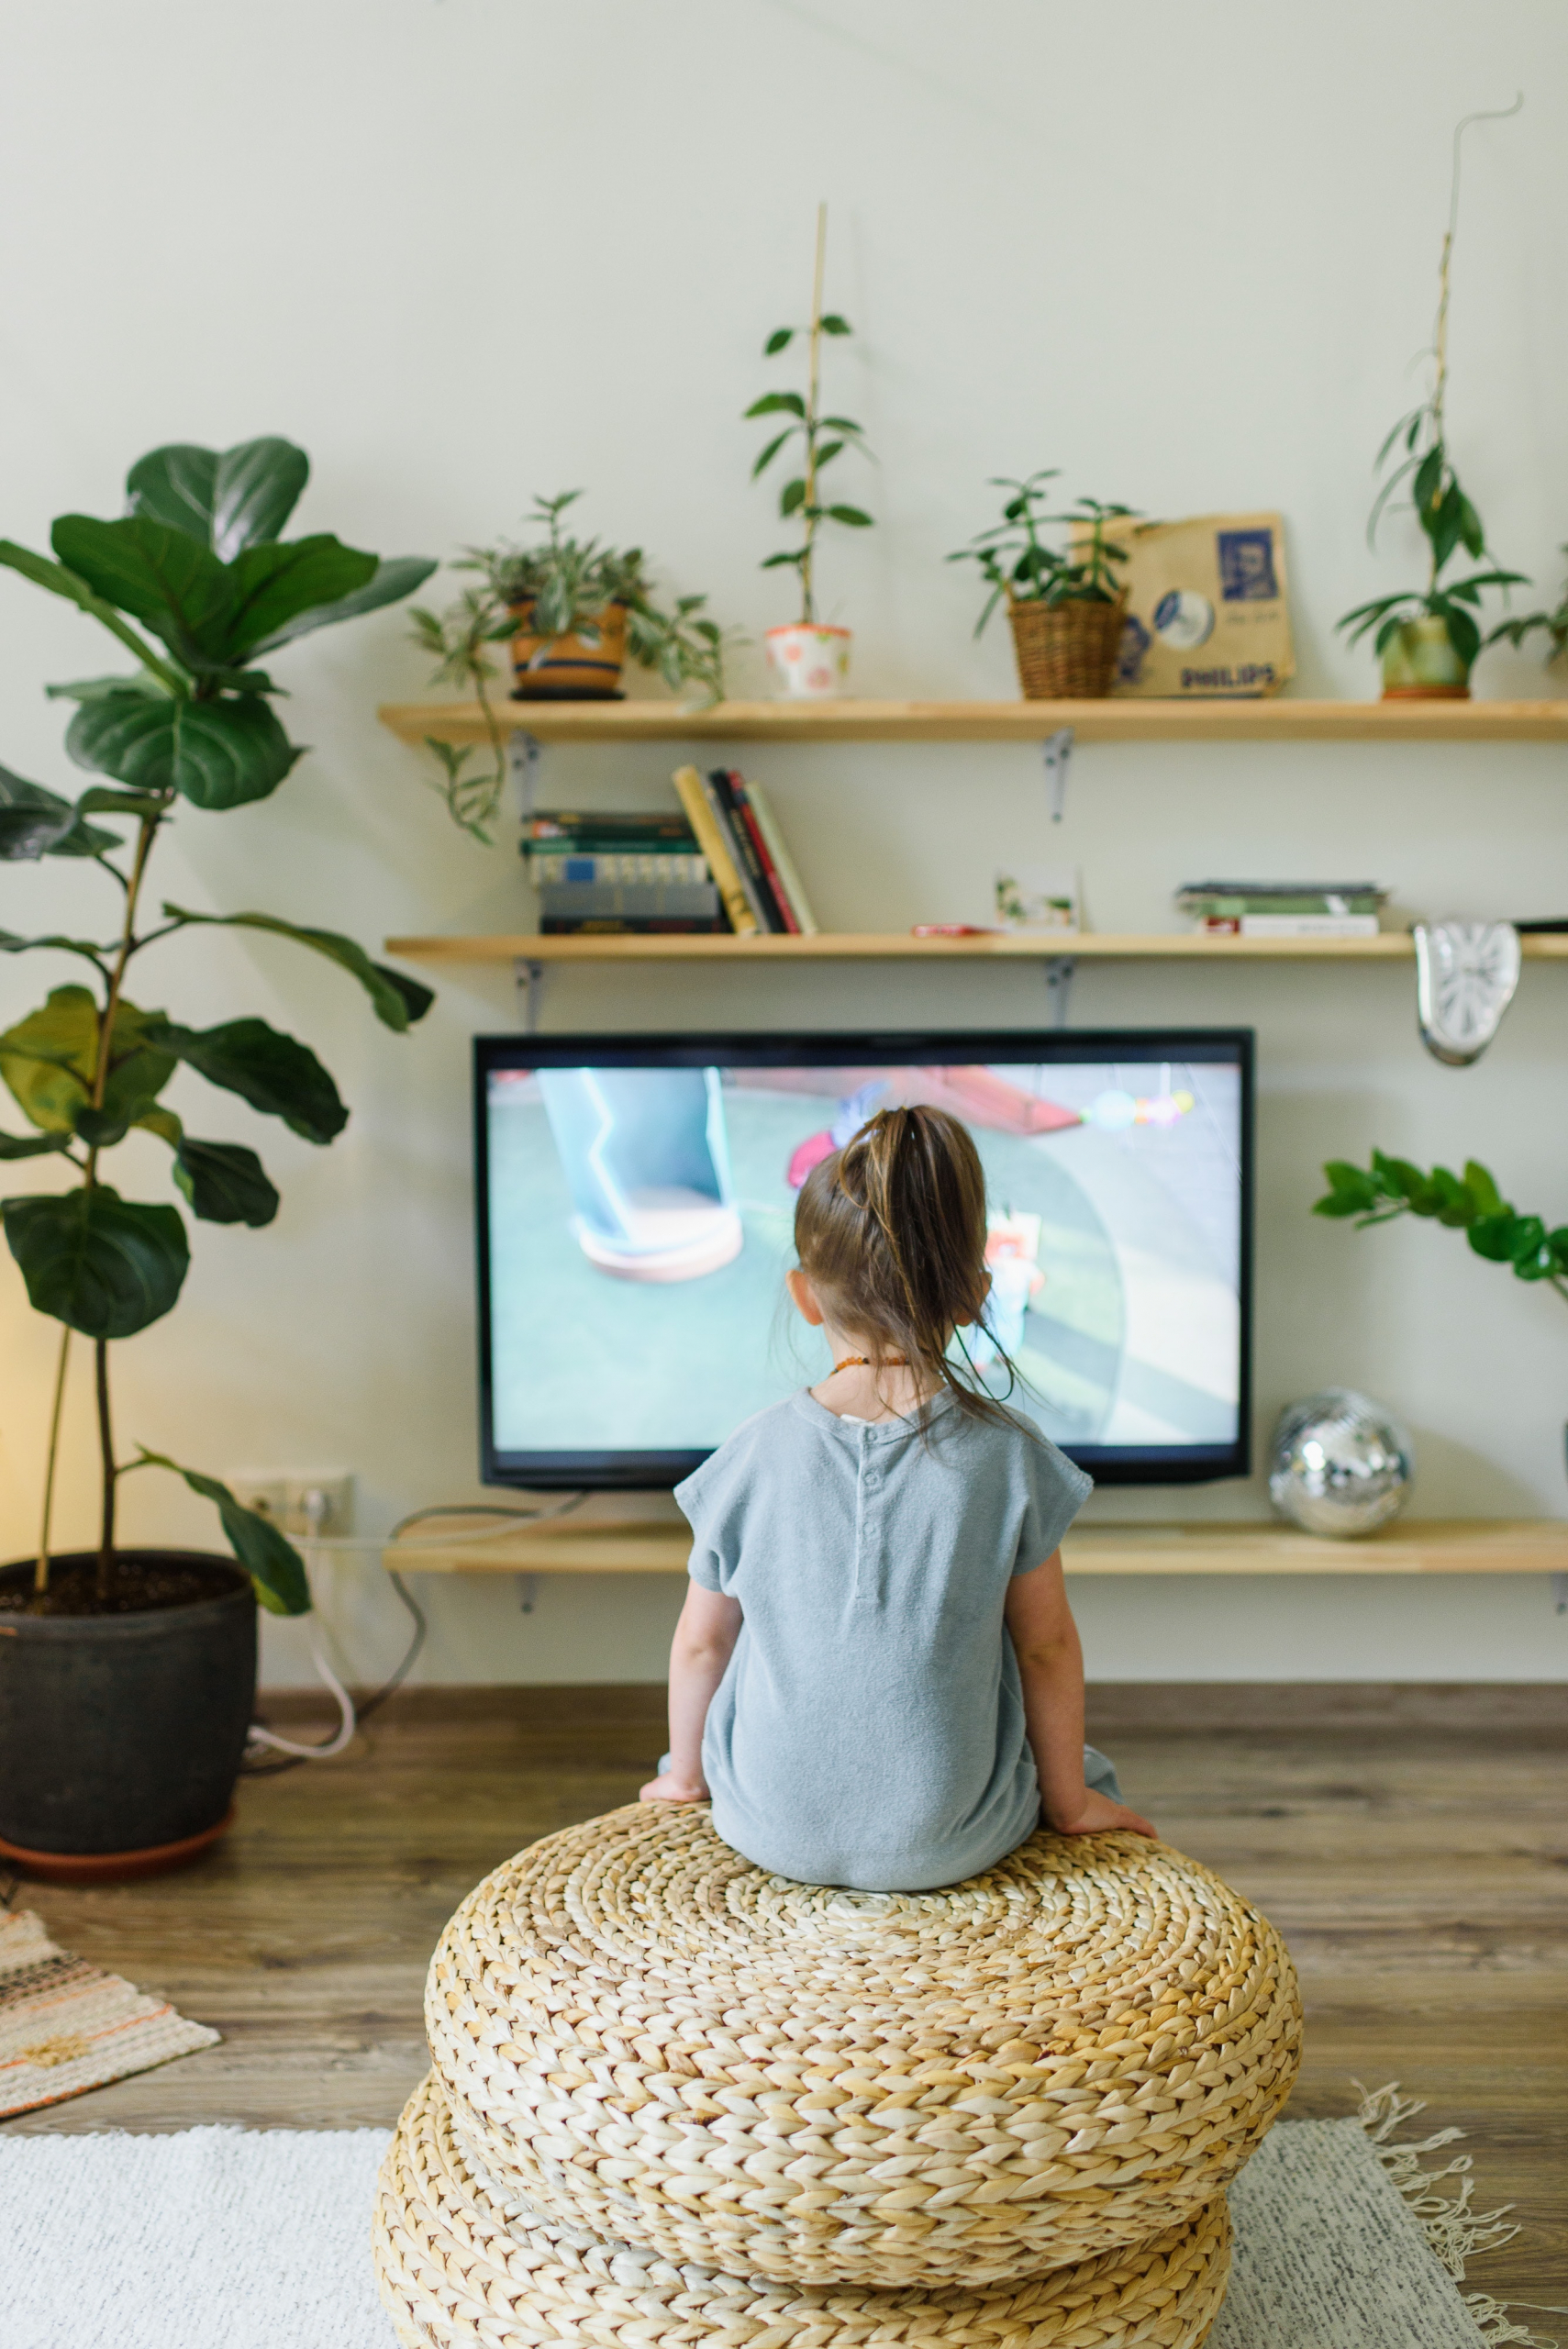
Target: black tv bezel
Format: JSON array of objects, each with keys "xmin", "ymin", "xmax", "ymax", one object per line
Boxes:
[{"xmin": 474, "ymin": 1026, "xmax": 1255, "ymax": 1490}]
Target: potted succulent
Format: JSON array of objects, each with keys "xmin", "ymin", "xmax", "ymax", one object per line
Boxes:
[
  {"xmin": 1338, "ymin": 105, "xmax": 1528, "ymax": 696},
  {"xmin": 746, "ymin": 206, "xmax": 873, "ymax": 698},
  {"xmin": 949, "ymin": 472, "xmax": 1138, "ymax": 698},
  {"xmin": 411, "ymin": 494, "xmax": 738, "ymax": 841},
  {"xmin": 0, "ymin": 435, "xmax": 434, "ymax": 1879}
]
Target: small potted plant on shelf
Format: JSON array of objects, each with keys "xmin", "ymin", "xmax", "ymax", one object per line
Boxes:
[
  {"xmin": 949, "ymin": 471, "xmax": 1138, "ymax": 698},
  {"xmin": 747, "ymin": 205, "xmax": 873, "ymax": 698},
  {"xmin": 410, "ymin": 494, "xmax": 738, "ymax": 841},
  {"xmin": 0, "ymin": 435, "xmax": 434, "ymax": 1879},
  {"xmin": 1338, "ymin": 103, "xmax": 1528, "ymax": 697}
]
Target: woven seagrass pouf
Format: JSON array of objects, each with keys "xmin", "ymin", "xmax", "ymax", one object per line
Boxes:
[
  {"xmin": 374, "ymin": 2069, "xmax": 1234, "ymax": 2349},
  {"xmin": 423, "ymin": 1802, "xmax": 1299, "ymax": 2289}
]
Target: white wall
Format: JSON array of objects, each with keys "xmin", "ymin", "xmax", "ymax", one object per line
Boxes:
[{"xmin": 2, "ymin": 0, "xmax": 1566, "ymax": 1684}]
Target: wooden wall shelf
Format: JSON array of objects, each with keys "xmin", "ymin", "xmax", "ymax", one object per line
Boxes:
[
  {"xmin": 382, "ymin": 1517, "xmax": 1568, "ymax": 1578},
  {"xmin": 384, "ymin": 928, "xmax": 1568, "ymax": 968},
  {"xmin": 380, "ymin": 696, "xmax": 1568, "ymax": 747}
]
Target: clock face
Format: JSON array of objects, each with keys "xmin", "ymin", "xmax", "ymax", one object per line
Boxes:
[{"xmin": 1414, "ymin": 922, "xmax": 1522, "ymax": 1064}]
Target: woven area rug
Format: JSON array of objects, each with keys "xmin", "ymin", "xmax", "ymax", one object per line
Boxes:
[
  {"xmin": 0, "ymin": 1908, "xmax": 218, "ymax": 2119},
  {"xmin": 1, "ymin": 2090, "xmax": 1553, "ymax": 2349}
]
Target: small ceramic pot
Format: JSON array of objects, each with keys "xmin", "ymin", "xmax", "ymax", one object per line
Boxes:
[
  {"xmin": 1380, "ymin": 613, "xmax": 1472, "ymax": 699},
  {"xmin": 764, "ymin": 622, "xmax": 851, "ymax": 699},
  {"xmin": 510, "ymin": 599, "xmax": 628, "ymax": 699}
]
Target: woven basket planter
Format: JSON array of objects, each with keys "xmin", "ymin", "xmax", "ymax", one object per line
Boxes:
[
  {"xmin": 422, "ymin": 1802, "xmax": 1299, "ymax": 2289},
  {"xmin": 1008, "ymin": 596, "xmax": 1126, "ymax": 699},
  {"xmin": 374, "ymin": 2069, "xmax": 1233, "ymax": 2349}
]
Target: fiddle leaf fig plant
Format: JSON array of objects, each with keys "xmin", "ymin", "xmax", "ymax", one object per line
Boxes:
[
  {"xmin": 1315, "ymin": 1151, "xmax": 1568, "ymax": 1304},
  {"xmin": 0, "ymin": 436, "xmax": 437, "ymax": 1612}
]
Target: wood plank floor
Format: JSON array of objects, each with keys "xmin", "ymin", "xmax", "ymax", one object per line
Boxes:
[{"xmin": 5, "ymin": 1683, "xmax": 1564, "ymax": 2311}]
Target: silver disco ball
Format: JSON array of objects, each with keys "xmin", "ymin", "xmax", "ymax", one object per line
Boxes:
[{"xmin": 1268, "ymin": 1388, "xmax": 1415, "ymax": 1538}]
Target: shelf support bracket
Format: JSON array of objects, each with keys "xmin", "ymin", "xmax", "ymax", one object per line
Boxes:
[
  {"xmin": 1044, "ymin": 955, "xmax": 1076, "ymax": 1030},
  {"xmin": 509, "ymin": 729, "xmax": 543, "ymax": 823},
  {"xmin": 516, "ymin": 1573, "xmax": 539, "ymax": 1615},
  {"xmin": 514, "ymin": 958, "xmax": 547, "ymax": 1035},
  {"xmin": 1551, "ymin": 1571, "xmax": 1568, "ymax": 1615},
  {"xmin": 1041, "ymin": 727, "xmax": 1074, "ymax": 823}
]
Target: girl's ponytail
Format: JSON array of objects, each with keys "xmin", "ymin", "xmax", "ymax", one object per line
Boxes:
[{"xmin": 794, "ymin": 1104, "xmax": 1016, "ymax": 1422}]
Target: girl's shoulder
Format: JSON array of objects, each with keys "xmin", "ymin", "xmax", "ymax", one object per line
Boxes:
[{"xmin": 673, "ymin": 1395, "xmax": 808, "ymax": 1516}]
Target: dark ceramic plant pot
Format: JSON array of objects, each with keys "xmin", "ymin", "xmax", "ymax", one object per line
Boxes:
[{"xmin": 0, "ymin": 1550, "xmax": 256, "ymax": 1882}]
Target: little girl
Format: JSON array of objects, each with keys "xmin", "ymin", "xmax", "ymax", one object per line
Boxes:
[{"xmin": 640, "ymin": 1103, "xmax": 1154, "ymax": 1891}]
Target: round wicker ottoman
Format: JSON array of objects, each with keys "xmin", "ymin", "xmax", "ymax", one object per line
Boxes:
[
  {"xmin": 375, "ymin": 2069, "xmax": 1234, "ymax": 2349},
  {"xmin": 421, "ymin": 1802, "xmax": 1299, "ymax": 2289}
]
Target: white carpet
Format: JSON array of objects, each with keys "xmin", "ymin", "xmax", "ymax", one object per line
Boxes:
[{"xmin": 0, "ymin": 2112, "xmax": 1523, "ymax": 2349}]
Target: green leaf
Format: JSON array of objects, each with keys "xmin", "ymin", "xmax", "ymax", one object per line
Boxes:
[
  {"xmin": 148, "ymin": 1017, "xmax": 348, "ymax": 1143},
  {"xmin": 818, "ymin": 313, "xmax": 851, "ymax": 335},
  {"xmin": 750, "ymin": 429, "xmax": 796, "ymax": 481},
  {"xmin": 1462, "ymin": 1160, "xmax": 1505, "ymax": 1218},
  {"xmin": 817, "ymin": 417, "xmax": 864, "ymax": 434},
  {"xmin": 74, "ymin": 786, "xmax": 167, "ymax": 818},
  {"xmin": 779, "ymin": 478, "xmax": 806, "ymax": 518},
  {"xmin": 0, "ymin": 1130, "xmax": 72, "ymax": 1160},
  {"xmin": 219, "ymin": 535, "xmax": 379, "ymax": 660},
  {"xmin": 760, "ymin": 551, "xmax": 806, "ymax": 571},
  {"xmin": 1, "ymin": 1185, "xmax": 188, "ymax": 1338},
  {"xmin": 1313, "ymin": 1160, "xmax": 1384, "ymax": 1216},
  {"xmin": 51, "ymin": 514, "xmax": 235, "ymax": 665},
  {"xmin": 66, "ymin": 687, "xmax": 301, "ymax": 809},
  {"xmin": 762, "ymin": 328, "xmax": 794, "ymax": 355},
  {"xmin": 0, "ymin": 765, "xmax": 119, "ymax": 861},
  {"xmin": 828, "ymin": 504, "xmax": 873, "ymax": 527},
  {"xmin": 814, "ymin": 440, "xmax": 846, "ymax": 471},
  {"xmin": 135, "ymin": 1106, "xmax": 183, "ymax": 1146},
  {"xmin": 1371, "ymin": 1152, "xmax": 1428, "ymax": 1206},
  {"xmin": 0, "ymin": 985, "xmax": 175, "ymax": 1132},
  {"xmin": 0, "ymin": 930, "xmax": 111, "ymax": 970},
  {"xmin": 172, "ymin": 1138, "xmax": 279, "ymax": 1226},
  {"xmin": 158, "ymin": 905, "xmax": 435, "ymax": 1031},
  {"xmin": 132, "ymin": 1449, "xmax": 310, "ymax": 1615},
  {"xmin": 0, "ymin": 540, "xmax": 185, "ymax": 693},
  {"xmin": 745, "ymin": 392, "xmax": 806, "ymax": 419},
  {"xmin": 1469, "ymin": 1211, "xmax": 1529, "ymax": 1264},
  {"xmin": 127, "ymin": 438, "xmax": 310, "ymax": 560},
  {"xmin": 242, "ymin": 553, "xmax": 437, "ymax": 658}
]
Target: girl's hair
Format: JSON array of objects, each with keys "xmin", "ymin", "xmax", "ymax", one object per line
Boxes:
[{"xmin": 793, "ymin": 1104, "xmax": 1017, "ymax": 1424}]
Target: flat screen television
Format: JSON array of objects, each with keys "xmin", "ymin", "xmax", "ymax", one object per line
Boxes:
[{"xmin": 475, "ymin": 1027, "xmax": 1254, "ymax": 1488}]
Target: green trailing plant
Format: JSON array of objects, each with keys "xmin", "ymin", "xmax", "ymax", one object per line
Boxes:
[
  {"xmin": 1489, "ymin": 546, "xmax": 1568, "ymax": 664},
  {"xmin": 949, "ymin": 472, "xmax": 1139, "ymax": 636},
  {"xmin": 1315, "ymin": 1151, "xmax": 1568, "ymax": 1305},
  {"xmin": 411, "ymin": 492, "xmax": 738, "ymax": 841},
  {"xmin": 0, "ymin": 436, "xmax": 436, "ymax": 1612},
  {"xmin": 1338, "ymin": 102, "xmax": 1528, "ymax": 676},
  {"xmin": 746, "ymin": 204, "xmax": 873, "ymax": 624}
]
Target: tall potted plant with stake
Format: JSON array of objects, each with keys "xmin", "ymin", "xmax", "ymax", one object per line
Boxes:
[
  {"xmin": 0, "ymin": 436, "xmax": 434, "ymax": 1880},
  {"xmin": 1337, "ymin": 101, "xmax": 1528, "ymax": 696},
  {"xmin": 747, "ymin": 204, "xmax": 873, "ymax": 698}
]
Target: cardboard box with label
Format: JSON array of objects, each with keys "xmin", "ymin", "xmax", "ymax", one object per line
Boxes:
[{"xmin": 1087, "ymin": 511, "xmax": 1293, "ymax": 697}]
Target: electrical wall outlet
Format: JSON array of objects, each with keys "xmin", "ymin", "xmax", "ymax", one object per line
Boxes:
[{"xmin": 229, "ymin": 1473, "xmax": 354, "ymax": 1539}]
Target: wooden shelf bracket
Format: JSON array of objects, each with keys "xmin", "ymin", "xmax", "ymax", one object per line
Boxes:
[{"xmin": 514, "ymin": 957, "xmax": 548, "ymax": 1033}]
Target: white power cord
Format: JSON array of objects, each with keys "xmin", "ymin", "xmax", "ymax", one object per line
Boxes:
[{"xmin": 242, "ymin": 1493, "xmax": 587, "ymax": 1767}]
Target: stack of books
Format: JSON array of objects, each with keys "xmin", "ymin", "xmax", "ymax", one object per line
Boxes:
[
  {"xmin": 1175, "ymin": 880, "xmax": 1392, "ymax": 939},
  {"xmin": 523, "ymin": 808, "xmax": 723, "ymax": 933},
  {"xmin": 672, "ymin": 767, "xmax": 819, "ymax": 936}
]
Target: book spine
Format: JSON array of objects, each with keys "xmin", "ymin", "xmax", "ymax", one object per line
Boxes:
[
  {"xmin": 672, "ymin": 767, "xmax": 755, "ymax": 934},
  {"xmin": 539, "ymin": 916, "xmax": 728, "ymax": 934},
  {"xmin": 729, "ymin": 777, "xmax": 800, "ymax": 933},
  {"xmin": 1237, "ymin": 913, "xmax": 1381, "ymax": 938},
  {"xmin": 526, "ymin": 811, "xmax": 695, "ymax": 841},
  {"xmin": 531, "ymin": 853, "xmax": 711, "ymax": 885},
  {"xmin": 706, "ymin": 771, "xmax": 782, "ymax": 932},
  {"xmin": 742, "ymin": 778, "xmax": 818, "ymax": 935}
]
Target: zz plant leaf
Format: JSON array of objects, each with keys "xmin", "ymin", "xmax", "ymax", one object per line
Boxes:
[
  {"xmin": 0, "ymin": 433, "xmax": 435, "ymax": 1600},
  {"xmin": 1314, "ymin": 1151, "xmax": 1568, "ymax": 1303}
]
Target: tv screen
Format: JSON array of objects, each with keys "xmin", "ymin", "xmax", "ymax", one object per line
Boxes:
[{"xmin": 476, "ymin": 1028, "xmax": 1253, "ymax": 1488}]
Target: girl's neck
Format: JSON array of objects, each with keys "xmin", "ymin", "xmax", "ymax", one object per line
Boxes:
[{"xmin": 810, "ymin": 1327, "xmax": 940, "ymax": 1422}]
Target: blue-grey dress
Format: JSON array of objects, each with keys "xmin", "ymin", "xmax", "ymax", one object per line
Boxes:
[{"xmin": 674, "ymin": 1387, "xmax": 1105, "ymax": 1892}]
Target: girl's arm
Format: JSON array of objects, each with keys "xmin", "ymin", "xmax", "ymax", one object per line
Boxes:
[
  {"xmin": 640, "ymin": 1583, "xmax": 743, "ymax": 1803},
  {"xmin": 1005, "ymin": 1552, "xmax": 1156, "ymax": 1837}
]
